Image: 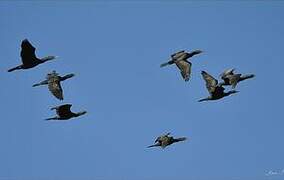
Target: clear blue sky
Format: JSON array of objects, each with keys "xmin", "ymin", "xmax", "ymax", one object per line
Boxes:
[{"xmin": 1, "ymin": 1, "xmax": 283, "ymax": 180}]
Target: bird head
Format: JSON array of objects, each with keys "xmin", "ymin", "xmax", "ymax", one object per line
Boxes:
[
  {"xmin": 219, "ymin": 68, "xmax": 235, "ymax": 78},
  {"xmin": 46, "ymin": 70, "xmax": 59, "ymax": 78}
]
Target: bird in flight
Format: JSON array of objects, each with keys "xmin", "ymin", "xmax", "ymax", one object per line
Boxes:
[
  {"xmin": 160, "ymin": 50, "xmax": 203, "ymax": 81},
  {"xmin": 45, "ymin": 104, "xmax": 87, "ymax": 121},
  {"xmin": 8, "ymin": 39, "xmax": 57, "ymax": 72},
  {"xmin": 147, "ymin": 132, "xmax": 187, "ymax": 148},
  {"xmin": 33, "ymin": 70, "xmax": 75, "ymax": 100},
  {"xmin": 199, "ymin": 71, "xmax": 238, "ymax": 102},
  {"xmin": 219, "ymin": 68, "xmax": 255, "ymax": 89}
]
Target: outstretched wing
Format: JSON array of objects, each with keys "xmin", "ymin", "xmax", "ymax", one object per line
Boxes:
[
  {"xmin": 175, "ymin": 60, "xmax": 191, "ymax": 81},
  {"xmin": 20, "ymin": 39, "xmax": 38, "ymax": 65},
  {"xmin": 228, "ymin": 74, "xmax": 241, "ymax": 89},
  {"xmin": 154, "ymin": 136, "xmax": 161, "ymax": 143},
  {"xmin": 57, "ymin": 104, "xmax": 72, "ymax": 117},
  {"xmin": 220, "ymin": 68, "xmax": 235, "ymax": 80},
  {"xmin": 201, "ymin": 71, "xmax": 218, "ymax": 94},
  {"xmin": 48, "ymin": 77, "xmax": 63, "ymax": 100}
]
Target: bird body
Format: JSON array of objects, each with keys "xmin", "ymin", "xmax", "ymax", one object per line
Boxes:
[
  {"xmin": 47, "ymin": 73, "xmax": 63, "ymax": 100},
  {"xmin": 46, "ymin": 104, "xmax": 86, "ymax": 120},
  {"xmin": 148, "ymin": 133, "xmax": 187, "ymax": 148},
  {"xmin": 33, "ymin": 70, "xmax": 75, "ymax": 100},
  {"xmin": 199, "ymin": 71, "xmax": 238, "ymax": 102},
  {"xmin": 160, "ymin": 50, "xmax": 202, "ymax": 81},
  {"xmin": 8, "ymin": 39, "xmax": 57, "ymax": 72}
]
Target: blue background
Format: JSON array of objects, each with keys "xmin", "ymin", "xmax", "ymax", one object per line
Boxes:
[{"xmin": 1, "ymin": 2, "xmax": 283, "ymax": 180}]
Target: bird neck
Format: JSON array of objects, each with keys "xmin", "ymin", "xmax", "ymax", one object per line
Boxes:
[
  {"xmin": 74, "ymin": 111, "xmax": 86, "ymax": 117},
  {"xmin": 224, "ymin": 90, "xmax": 237, "ymax": 96},
  {"xmin": 239, "ymin": 74, "xmax": 255, "ymax": 81},
  {"xmin": 40, "ymin": 56, "xmax": 56, "ymax": 62},
  {"xmin": 173, "ymin": 137, "xmax": 187, "ymax": 143}
]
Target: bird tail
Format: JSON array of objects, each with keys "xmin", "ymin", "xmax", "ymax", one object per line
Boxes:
[
  {"xmin": 198, "ymin": 97, "xmax": 210, "ymax": 102},
  {"xmin": 173, "ymin": 137, "xmax": 187, "ymax": 143},
  {"xmin": 8, "ymin": 65, "xmax": 22, "ymax": 72},
  {"xmin": 240, "ymin": 74, "xmax": 255, "ymax": 81},
  {"xmin": 45, "ymin": 117, "xmax": 57, "ymax": 121}
]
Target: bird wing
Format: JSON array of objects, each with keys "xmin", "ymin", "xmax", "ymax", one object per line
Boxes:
[
  {"xmin": 228, "ymin": 74, "xmax": 241, "ymax": 88},
  {"xmin": 201, "ymin": 71, "xmax": 218, "ymax": 94},
  {"xmin": 154, "ymin": 136, "xmax": 161, "ymax": 143},
  {"xmin": 175, "ymin": 60, "xmax": 191, "ymax": 81},
  {"xmin": 155, "ymin": 133, "xmax": 170, "ymax": 143},
  {"xmin": 154, "ymin": 135, "xmax": 164, "ymax": 143},
  {"xmin": 220, "ymin": 68, "xmax": 235, "ymax": 79},
  {"xmin": 57, "ymin": 104, "xmax": 72, "ymax": 117},
  {"xmin": 20, "ymin": 39, "xmax": 38, "ymax": 65},
  {"xmin": 171, "ymin": 50, "xmax": 185, "ymax": 59},
  {"xmin": 48, "ymin": 76, "xmax": 63, "ymax": 100}
]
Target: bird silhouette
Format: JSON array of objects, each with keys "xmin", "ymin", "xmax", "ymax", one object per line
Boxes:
[
  {"xmin": 8, "ymin": 39, "xmax": 57, "ymax": 72},
  {"xmin": 45, "ymin": 104, "xmax": 86, "ymax": 121}
]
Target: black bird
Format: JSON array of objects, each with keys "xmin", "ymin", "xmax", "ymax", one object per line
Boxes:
[
  {"xmin": 160, "ymin": 50, "xmax": 203, "ymax": 81},
  {"xmin": 147, "ymin": 133, "xmax": 187, "ymax": 148},
  {"xmin": 45, "ymin": 104, "xmax": 87, "ymax": 121},
  {"xmin": 8, "ymin": 39, "xmax": 57, "ymax": 72},
  {"xmin": 33, "ymin": 70, "xmax": 75, "ymax": 100},
  {"xmin": 199, "ymin": 71, "xmax": 238, "ymax": 102},
  {"xmin": 219, "ymin": 68, "xmax": 255, "ymax": 89}
]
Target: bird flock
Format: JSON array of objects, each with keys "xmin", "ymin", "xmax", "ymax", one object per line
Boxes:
[{"xmin": 8, "ymin": 39, "xmax": 255, "ymax": 149}]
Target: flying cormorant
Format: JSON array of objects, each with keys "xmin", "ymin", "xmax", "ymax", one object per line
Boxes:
[
  {"xmin": 45, "ymin": 104, "xmax": 86, "ymax": 121},
  {"xmin": 160, "ymin": 50, "xmax": 203, "ymax": 81},
  {"xmin": 33, "ymin": 70, "xmax": 75, "ymax": 100},
  {"xmin": 199, "ymin": 71, "xmax": 238, "ymax": 102},
  {"xmin": 147, "ymin": 132, "xmax": 187, "ymax": 148},
  {"xmin": 219, "ymin": 68, "xmax": 255, "ymax": 89},
  {"xmin": 8, "ymin": 39, "xmax": 57, "ymax": 72}
]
